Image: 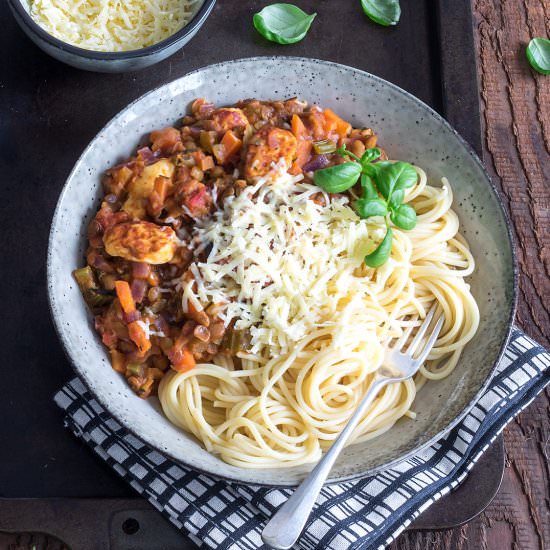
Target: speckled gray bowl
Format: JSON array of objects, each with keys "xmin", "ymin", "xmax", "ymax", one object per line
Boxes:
[
  {"xmin": 47, "ymin": 57, "xmax": 517, "ymax": 486},
  {"xmin": 8, "ymin": 0, "xmax": 215, "ymax": 73}
]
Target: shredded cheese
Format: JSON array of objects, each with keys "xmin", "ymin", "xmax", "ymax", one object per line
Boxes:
[
  {"xmin": 184, "ymin": 165, "xmax": 383, "ymax": 355},
  {"xmin": 27, "ymin": 0, "xmax": 197, "ymax": 52}
]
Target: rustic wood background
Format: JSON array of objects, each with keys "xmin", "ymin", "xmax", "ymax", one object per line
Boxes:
[{"xmin": 1, "ymin": 0, "xmax": 549, "ymax": 548}]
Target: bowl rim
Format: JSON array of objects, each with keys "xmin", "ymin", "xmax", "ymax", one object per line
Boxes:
[
  {"xmin": 8, "ymin": 0, "xmax": 216, "ymax": 59},
  {"xmin": 47, "ymin": 56, "xmax": 518, "ymax": 487}
]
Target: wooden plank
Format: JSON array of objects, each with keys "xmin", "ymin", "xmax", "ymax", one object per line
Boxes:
[
  {"xmin": 392, "ymin": 0, "xmax": 550, "ymax": 549},
  {"xmin": 435, "ymin": 0, "xmax": 483, "ymax": 156}
]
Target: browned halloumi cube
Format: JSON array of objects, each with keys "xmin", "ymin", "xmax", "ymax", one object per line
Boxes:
[
  {"xmin": 103, "ymin": 221, "xmax": 177, "ymax": 264},
  {"xmin": 244, "ymin": 126, "xmax": 297, "ymax": 178},
  {"xmin": 210, "ymin": 107, "xmax": 250, "ymax": 134},
  {"xmin": 122, "ymin": 159, "xmax": 175, "ymax": 219}
]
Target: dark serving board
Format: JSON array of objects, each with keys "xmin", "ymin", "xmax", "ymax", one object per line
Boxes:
[{"xmin": 0, "ymin": 0, "xmax": 503, "ymax": 546}]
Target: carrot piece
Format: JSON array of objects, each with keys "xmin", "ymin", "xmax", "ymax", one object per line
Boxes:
[
  {"xmin": 289, "ymin": 115, "xmax": 313, "ymax": 175},
  {"xmin": 148, "ymin": 176, "xmax": 172, "ymax": 218},
  {"xmin": 323, "ymin": 108, "xmax": 352, "ymax": 138},
  {"xmin": 291, "ymin": 114, "xmax": 309, "ymax": 140},
  {"xmin": 306, "ymin": 110, "xmax": 327, "ymax": 140},
  {"xmin": 128, "ymin": 321, "xmax": 151, "ymax": 355},
  {"xmin": 115, "ymin": 280, "xmax": 136, "ymax": 315},
  {"xmin": 188, "ymin": 300, "xmax": 210, "ymax": 326},
  {"xmin": 289, "ymin": 140, "xmax": 313, "ymax": 175},
  {"xmin": 153, "ymin": 176, "xmax": 170, "ymax": 204},
  {"xmin": 214, "ymin": 130, "xmax": 242, "ymax": 164},
  {"xmin": 168, "ymin": 346, "xmax": 196, "ymax": 372}
]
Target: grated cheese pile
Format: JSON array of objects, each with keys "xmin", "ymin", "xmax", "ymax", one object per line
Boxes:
[
  {"xmin": 183, "ymin": 165, "xmax": 386, "ymax": 356},
  {"xmin": 28, "ymin": 0, "xmax": 197, "ymax": 52}
]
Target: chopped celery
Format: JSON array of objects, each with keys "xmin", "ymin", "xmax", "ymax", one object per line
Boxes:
[
  {"xmin": 73, "ymin": 266, "xmax": 97, "ymax": 292},
  {"xmin": 84, "ymin": 289, "xmax": 114, "ymax": 308},
  {"xmin": 313, "ymin": 139, "xmax": 337, "ymax": 155},
  {"xmin": 126, "ymin": 363, "xmax": 144, "ymax": 377}
]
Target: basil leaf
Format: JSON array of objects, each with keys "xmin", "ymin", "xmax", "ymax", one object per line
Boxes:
[
  {"xmin": 253, "ymin": 4, "xmax": 317, "ymax": 45},
  {"xmin": 390, "ymin": 203, "xmax": 417, "ymax": 230},
  {"xmin": 361, "ymin": 164, "xmax": 378, "ymax": 179},
  {"xmin": 314, "ymin": 162, "xmax": 362, "ymax": 193},
  {"xmin": 375, "ymin": 161, "xmax": 417, "ymax": 199},
  {"xmin": 526, "ymin": 37, "xmax": 550, "ymax": 75},
  {"xmin": 389, "ymin": 162, "xmax": 418, "ymax": 190},
  {"xmin": 361, "ymin": 0, "xmax": 401, "ymax": 27},
  {"xmin": 363, "ymin": 159, "xmax": 392, "ymax": 177},
  {"xmin": 360, "ymin": 147, "xmax": 382, "ymax": 167},
  {"xmin": 360, "ymin": 174, "xmax": 379, "ymax": 200},
  {"xmin": 355, "ymin": 197, "xmax": 388, "ymax": 219},
  {"xmin": 365, "ymin": 227, "xmax": 393, "ymax": 267},
  {"xmin": 388, "ymin": 189, "xmax": 404, "ymax": 210}
]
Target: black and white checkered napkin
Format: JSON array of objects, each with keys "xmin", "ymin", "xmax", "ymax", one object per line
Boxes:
[{"xmin": 55, "ymin": 327, "xmax": 550, "ymax": 550}]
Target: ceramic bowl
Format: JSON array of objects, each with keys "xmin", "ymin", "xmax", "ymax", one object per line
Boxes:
[
  {"xmin": 48, "ymin": 57, "xmax": 517, "ymax": 486},
  {"xmin": 7, "ymin": 0, "xmax": 215, "ymax": 73}
]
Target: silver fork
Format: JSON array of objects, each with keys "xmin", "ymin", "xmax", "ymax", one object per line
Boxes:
[{"xmin": 261, "ymin": 305, "xmax": 445, "ymax": 550}]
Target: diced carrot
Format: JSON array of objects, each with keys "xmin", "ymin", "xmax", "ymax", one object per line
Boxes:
[
  {"xmin": 153, "ymin": 176, "xmax": 170, "ymax": 204},
  {"xmin": 147, "ymin": 176, "xmax": 171, "ymax": 218},
  {"xmin": 188, "ymin": 300, "xmax": 210, "ymax": 326},
  {"xmin": 128, "ymin": 321, "xmax": 151, "ymax": 355},
  {"xmin": 289, "ymin": 114, "xmax": 313, "ymax": 175},
  {"xmin": 323, "ymin": 108, "xmax": 352, "ymax": 139},
  {"xmin": 307, "ymin": 110, "xmax": 326, "ymax": 140},
  {"xmin": 169, "ymin": 347, "xmax": 196, "ymax": 372},
  {"xmin": 115, "ymin": 280, "xmax": 136, "ymax": 315},
  {"xmin": 289, "ymin": 140, "xmax": 313, "ymax": 175},
  {"xmin": 291, "ymin": 114, "xmax": 309, "ymax": 140},
  {"xmin": 214, "ymin": 130, "xmax": 242, "ymax": 164}
]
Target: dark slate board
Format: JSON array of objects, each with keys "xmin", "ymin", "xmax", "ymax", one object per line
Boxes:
[{"xmin": 0, "ymin": 0, "xmax": 502, "ymax": 544}]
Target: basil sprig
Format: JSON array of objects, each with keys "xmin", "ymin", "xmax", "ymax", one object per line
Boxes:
[
  {"xmin": 526, "ymin": 37, "xmax": 550, "ymax": 75},
  {"xmin": 360, "ymin": 0, "xmax": 401, "ymax": 27},
  {"xmin": 253, "ymin": 4, "xmax": 317, "ymax": 45},
  {"xmin": 313, "ymin": 145, "xmax": 418, "ymax": 267}
]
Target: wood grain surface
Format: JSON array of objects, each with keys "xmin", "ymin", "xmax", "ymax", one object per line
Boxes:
[
  {"xmin": 389, "ymin": 0, "xmax": 550, "ymax": 549},
  {"xmin": 1, "ymin": 0, "xmax": 549, "ymax": 549}
]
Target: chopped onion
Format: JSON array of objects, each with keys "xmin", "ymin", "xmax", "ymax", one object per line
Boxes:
[
  {"xmin": 131, "ymin": 279, "xmax": 147, "ymax": 304},
  {"xmin": 303, "ymin": 154, "xmax": 330, "ymax": 173}
]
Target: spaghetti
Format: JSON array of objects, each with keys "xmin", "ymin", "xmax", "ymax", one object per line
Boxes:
[{"xmin": 158, "ymin": 166, "xmax": 479, "ymax": 468}]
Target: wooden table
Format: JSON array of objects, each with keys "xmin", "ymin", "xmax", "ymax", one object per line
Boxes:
[
  {"xmin": 2, "ymin": 1, "xmax": 548, "ymax": 549},
  {"xmin": 391, "ymin": 1, "xmax": 550, "ymax": 549}
]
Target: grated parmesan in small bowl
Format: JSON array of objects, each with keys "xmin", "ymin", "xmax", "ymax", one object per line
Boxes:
[{"xmin": 8, "ymin": 0, "xmax": 215, "ymax": 72}]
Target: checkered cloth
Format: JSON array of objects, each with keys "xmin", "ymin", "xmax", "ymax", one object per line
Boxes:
[{"xmin": 55, "ymin": 327, "xmax": 550, "ymax": 550}]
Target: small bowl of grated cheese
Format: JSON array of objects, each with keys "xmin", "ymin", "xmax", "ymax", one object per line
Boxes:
[{"xmin": 8, "ymin": 0, "xmax": 216, "ymax": 72}]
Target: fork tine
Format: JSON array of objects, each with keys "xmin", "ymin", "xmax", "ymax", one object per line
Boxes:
[
  {"xmin": 404, "ymin": 304, "xmax": 437, "ymax": 357},
  {"xmin": 413, "ymin": 315, "xmax": 445, "ymax": 366},
  {"xmin": 393, "ymin": 325, "xmax": 413, "ymax": 352}
]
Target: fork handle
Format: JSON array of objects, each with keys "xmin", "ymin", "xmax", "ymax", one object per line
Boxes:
[{"xmin": 261, "ymin": 377, "xmax": 389, "ymax": 549}]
